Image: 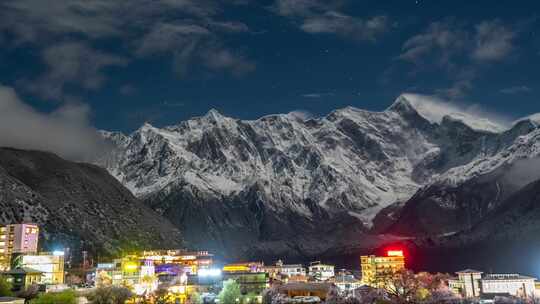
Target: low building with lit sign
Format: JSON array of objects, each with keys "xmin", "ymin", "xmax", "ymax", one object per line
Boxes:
[
  {"xmin": 2, "ymin": 267, "xmax": 43, "ymax": 291},
  {"xmin": 19, "ymin": 252, "xmax": 64, "ymax": 284}
]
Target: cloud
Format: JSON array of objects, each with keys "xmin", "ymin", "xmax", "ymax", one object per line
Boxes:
[
  {"xmin": 472, "ymin": 21, "xmax": 515, "ymax": 61},
  {"xmin": 119, "ymin": 84, "xmax": 138, "ymax": 96},
  {"xmin": 273, "ymin": 0, "xmax": 389, "ymax": 41},
  {"xmin": 0, "ymin": 0, "xmax": 219, "ymax": 43},
  {"xmin": 397, "ymin": 19, "xmax": 517, "ymax": 98},
  {"xmin": 208, "ymin": 21, "xmax": 250, "ymax": 33},
  {"xmin": 0, "ymin": 85, "xmax": 106, "ymax": 160},
  {"xmin": 399, "ymin": 20, "xmax": 515, "ymax": 66},
  {"xmin": 301, "ymin": 92, "xmax": 334, "ymax": 98},
  {"xmin": 136, "ymin": 23, "xmax": 211, "ymax": 56},
  {"xmin": 200, "ymin": 48, "xmax": 256, "ymax": 75},
  {"xmin": 163, "ymin": 101, "xmax": 185, "ymax": 107},
  {"xmin": 301, "ymin": 12, "xmax": 389, "ymax": 41},
  {"xmin": 27, "ymin": 42, "xmax": 127, "ymax": 100},
  {"xmin": 0, "ymin": 0, "xmax": 254, "ymax": 98},
  {"xmin": 435, "ymin": 68, "xmax": 476, "ymax": 99},
  {"xmin": 273, "ymin": 0, "xmax": 340, "ymax": 17},
  {"xmin": 500, "ymin": 85, "xmax": 532, "ymax": 94},
  {"xmin": 288, "ymin": 110, "xmax": 314, "ymax": 121},
  {"xmin": 0, "ymin": 1, "xmax": 122, "ymax": 43},
  {"xmin": 137, "ymin": 22, "xmax": 254, "ymax": 77},
  {"xmin": 400, "ymin": 93, "xmax": 512, "ymax": 132},
  {"xmin": 398, "ymin": 21, "xmax": 468, "ymax": 67}
]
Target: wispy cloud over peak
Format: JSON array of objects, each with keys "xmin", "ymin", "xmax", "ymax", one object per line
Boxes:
[
  {"xmin": 28, "ymin": 42, "xmax": 127, "ymax": 100},
  {"xmin": 273, "ymin": 0, "xmax": 389, "ymax": 41},
  {"xmin": 472, "ymin": 20, "xmax": 515, "ymax": 61},
  {"xmin": 500, "ymin": 85, "xmax": 532, "ymax": 94}
]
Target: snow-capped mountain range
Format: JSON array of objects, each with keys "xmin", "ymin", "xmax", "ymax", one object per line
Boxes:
[{"xmin": 99, "ymin": 94, "xmax": 540, "ymax": 259}]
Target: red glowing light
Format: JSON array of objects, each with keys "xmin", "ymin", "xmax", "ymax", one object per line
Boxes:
[{"xmin": 387, "ymin": 250, "xmax": 404, "ymax": 257}]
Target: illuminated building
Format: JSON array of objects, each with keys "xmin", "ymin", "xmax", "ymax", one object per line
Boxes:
[
  {"xmin": 20, "ymin": 251, "xmax": 65, "ymax": 284},
  {"xmin": 0, "ymin": 224, "xmax": 39, "ymax": 271},
  {"xmin": 223, "ymin": 262, "xmax": 269, "ymax": 294},
  {"xmin": 95, "ymin": 262, "xmax": 122, "ymax": 286},
  {"xmin": 138, "ymin": 250, "xmax": 213, "ymax": 274},
  {"xmin": 263, "ymin": 260, "xmax": 306, "ymax": 280},
  {"xmin": 223, "ymin": 272, "xmax": 270, "ymax": 294},
  {"xmin": 308, "ymin": 261, "xmax": 335, "ymax": 281},
  {"xmin": 449, "ymin": 270, "xmax": 537, "ymax": 299},
  {"xmin": 276, "ymin": 282, "xmax": 334, "ymax": 301},
  {"xmin": 333, "ymin": 271, "xmax": 363, "ymax": 294},
  {"xmin": 223, "ymin": 262, "xmax": 264, "ymax": 273},
  {"xmin": 481, "ymin": 274, "xmax": 536, "ymax": 297},
  {"xmin": 3, "ymin": 267, "xmax": 43, "ymax": 291},
  {"xmin": 360, "ymin": 250, "xmax": 405, "ymax": 286},
  {"xmin": 94, "ymin": 249, "xmax": 212, "ymax": 289}
]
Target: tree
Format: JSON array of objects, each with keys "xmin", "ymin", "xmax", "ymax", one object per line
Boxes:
[
  {"xmin": 17, "ymin": 284, "xmax": 40, "ymax": 304},
  {"xmin": 87, "ymin": 286, "xmax": 133, "ymax": 304},
  {"xmin": 261, "ymin": 287, "xmax": 288, "ymax": 304},
  {"xmin": 31, "ymin": 290, "xmax": 77, "ymax": 304},
  {"xmin": 0, "ymin": 275, "xmax": 13, "ymax": 297},
  {"xmin": 187, "ymin": 291, "xmax": 203, "ymax": 304},
  {"xmin": 325, "ymin": 286, "xmax": 342, "ymax": 304},
  {"xmin": 242, "ymin": 292, "xmax": 259, "ymax": 304},
  {"xmin": 154, "ymin": 288, "xmax": 170, "ymax": 304},
  {"xmin": 218, "ymin": 279, "xmax": 242, "ymax": 304}
]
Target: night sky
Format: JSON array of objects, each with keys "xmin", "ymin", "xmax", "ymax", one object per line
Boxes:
[{"xmin": 0, "ymin": 0, "xmax": 539, "ymax": 132}]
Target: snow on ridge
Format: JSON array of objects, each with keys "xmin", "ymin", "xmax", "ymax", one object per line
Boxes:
[
  {"xmin": 392, "ymin": 93, "xmax": 507, "ymax": 133},
  {"xmin": 100, "ymin": 93, "xmax": 540, "ymax": 229},
  {"xmin": 513, "ymin": 113, "xmax": 540, "ymax": 127},
  {"xmin": 437, "ymin": 128, "xmax": 540, "ymax": 186}
]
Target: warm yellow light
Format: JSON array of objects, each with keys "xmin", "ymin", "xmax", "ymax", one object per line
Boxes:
[
  {"xmin": 123, "ymin": 262, "xmax": 138, "ymax": 271},
  {"xmin": 223, "ymin": 265, "xmax": 250, "ymax": 272},
  {"xmin": 387, "ymin": 250, "xmax": 404, "ymax": 257},
  {"xmin": 180, "ymin": 255, "xmax": 196, "ymax": 260}
]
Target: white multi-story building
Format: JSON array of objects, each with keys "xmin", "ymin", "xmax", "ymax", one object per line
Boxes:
[
  {"xmin": 309, "ymin": 261, "xmax": 334, "ymax": 281},
  {"xmin": 481, "ymin": 274, "xmax": 536, "ymax": 297},
  {"xmin": 449, "ymin": 270, "xmax": 537, "ymax": 299},
  {"xmin": 263, "ymin": 260, "xmax": 306, "ymax": 279}
]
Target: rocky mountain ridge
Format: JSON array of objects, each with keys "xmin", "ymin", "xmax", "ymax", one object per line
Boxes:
[
  {"xmin": 100, "ymin": 94, "xmax": 540, "ymax": 259},
  {"xmin": 0, "ymin": 147, "xmax": 183, "ymax": 259}
]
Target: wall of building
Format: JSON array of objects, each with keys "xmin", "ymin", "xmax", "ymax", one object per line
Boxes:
[{"xmin": 481, "ymin": 279, "xmax": 535, "ymax": 297}]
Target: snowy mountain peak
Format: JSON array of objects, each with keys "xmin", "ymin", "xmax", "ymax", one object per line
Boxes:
[
  {"xmin": 387, "ymin": 94, "xmax": 417, "ymax": 113},
  {"xmin": 387, "ymin": 93, "xmax": 505, "ymax": 133},
  {"xmin": 98, "ymin": 93, "xmax": 540, "ymax": 257},
  {"xmin": 140, "ymin": 121, "xmax": 156, "ymax": 131},
  {"xmin": 203, "ymin": 108, "xmax": 226, "ymax": 121}
]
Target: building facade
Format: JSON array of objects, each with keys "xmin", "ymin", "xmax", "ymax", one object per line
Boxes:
[
  {"xmin": 449, "ymin": 270, "xmax": 537, "ymax": 299},
  {"xmin": 0, "ymin": 224, "xmax": 39, "ymax": 271},
  {"xmin": 20, "ymin": 252, "xmax": 65, "ymax": 284},
  {"xmin": 3, "ymin": 267, "xmax": 43, "ymax": 291},
  {"xmin": 308, "ymin": 262, "xmax": 335, "ymax": 281},
  {"xmin": 481, "ymin": 274, "xmax": 536, "ymax": 297},
  {"xmin": 360, "ymin": 251, "xmax": 405, "ymax": 286},
  {"xmin": 263, "ymin": 260, "xmax": 306, "ymax": 280}
]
